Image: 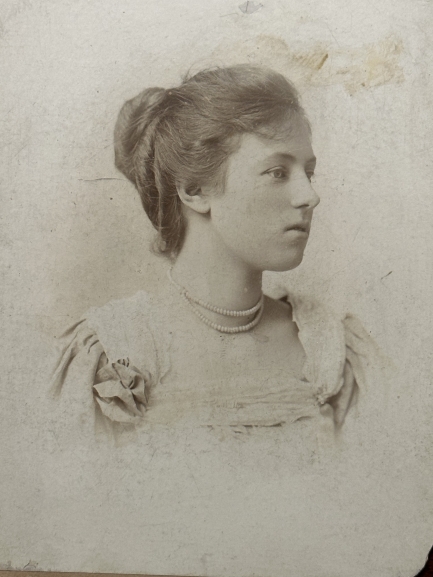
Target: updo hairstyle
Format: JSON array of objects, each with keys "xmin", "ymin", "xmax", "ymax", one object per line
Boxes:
[{"xmin": 114, "ymin": 64, "xmax": 308, "ymax": 257}]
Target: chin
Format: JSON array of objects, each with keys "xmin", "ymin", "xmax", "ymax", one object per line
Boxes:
[{"xmin": 264, "ymin": 252, "xmax": 305, "ymax": 273}]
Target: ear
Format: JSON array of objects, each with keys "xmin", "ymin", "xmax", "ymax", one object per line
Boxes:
[{"xmin": 176, "ymin": 182, "xmax": 211, "ymax": 214}]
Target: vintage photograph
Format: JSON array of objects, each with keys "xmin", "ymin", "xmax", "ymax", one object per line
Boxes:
[
  {"xmin": 1, "ymin": 1, "xmax": 433, "ymax": 576},
  {"xmin": 51, "ymin": 63, "xmax": 386, "ymax": 439}
]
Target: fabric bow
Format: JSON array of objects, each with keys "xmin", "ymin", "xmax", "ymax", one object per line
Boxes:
[{"xmin": 93, "ymin": 359, "xmax": 152, "ymax": 424}]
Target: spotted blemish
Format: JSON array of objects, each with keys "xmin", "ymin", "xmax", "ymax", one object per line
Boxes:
[{"xmin": 211, "ymin": 34, "xmax": 404, "ymax": 94}]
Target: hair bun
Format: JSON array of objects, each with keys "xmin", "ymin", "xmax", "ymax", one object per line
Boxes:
[
  {"xmin": 114, "ymin": 87, "xmax": 166, "ymax": 184},
  {"xmin": 113, "ymin": 65, "xmax": 306, "ymax": 257}
]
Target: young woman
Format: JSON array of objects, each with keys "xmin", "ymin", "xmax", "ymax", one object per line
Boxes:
[{"xmin": 51, "ymin": 64, "xmax": 385, "ymax": 442}]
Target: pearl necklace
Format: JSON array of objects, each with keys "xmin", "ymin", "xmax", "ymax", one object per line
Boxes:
[{"xmin": 167, "ymin": 267, "xmax": 265, "ymax": 334}]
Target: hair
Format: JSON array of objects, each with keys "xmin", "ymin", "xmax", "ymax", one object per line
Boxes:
[{"xmin": 114, "ymin": 64, "xmax": 310, "ymax": 258}]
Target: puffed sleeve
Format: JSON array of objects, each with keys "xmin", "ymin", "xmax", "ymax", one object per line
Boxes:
[
  {"xmin": 342, "ymin": 313, "xmax": 389, "ymax": 394},
  {"xmin": 328, "ymin": 313, "xmax": 394, "ymax": 428},
  {"xmin": 49, "ymin": 318, "xmax": 152, "ymax": 443}
]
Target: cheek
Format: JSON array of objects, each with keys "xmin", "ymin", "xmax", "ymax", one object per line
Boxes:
[
  {"xmin": 226, "ymin": 197, "xmax": 270, "ymax": 235},
  {"xmin": 212, "ymin": 188, "xmax": 253, "ymax": 225},
  {"xmin": 232, "ymin": 181, "xmax": 275, "ymax": 216},
  {"xmin": 224, "ymin": 205, "xmax": 279, "ymax": 251},
  {"xmin": 243, "ymin": 195, "xmax": 266, "ymax": 219},
  {"xmin": 212, "ymin": 179, "xmax": 284, "ymax": 241},
  {"xmin": 242, "ymin": 188, "xmax": 285, "ymax": 226}
]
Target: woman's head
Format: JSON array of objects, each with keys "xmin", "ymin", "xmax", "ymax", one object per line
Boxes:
[{"xmin": 114, "ymin": 64, "xmax": 315, "ymax": 260}]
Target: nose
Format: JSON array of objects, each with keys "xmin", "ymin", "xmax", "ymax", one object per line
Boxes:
[{"xmin": 289, "ymin": 172, "xmax": 320, "ymax": 210}]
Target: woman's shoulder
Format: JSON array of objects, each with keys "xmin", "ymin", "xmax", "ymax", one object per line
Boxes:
[
  {"xmin": 266, "ymin": 280, "xmax": 393, "ymax": 399},
  {"xmin": 82, "ymin": 289, "xmax": 168, "ymax": 369},
  {"xmin": 49, "ymin": 290, "xmax": 171, "ymax": 432},
  {"xmin": 85, "ymin": 290, "xmax": 156, "ymax": 331},
  {"xmin": 264, "ymin": 281, "xmax": 345, "ymax": 333},
  {"xmin": 265, "ymin": 279, "xmax": 372, "ymax": 339}
]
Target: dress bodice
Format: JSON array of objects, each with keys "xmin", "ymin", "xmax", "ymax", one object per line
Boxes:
[{"xmin": 49, "ymin": 281, "xmax": 390, "ymax": 442}]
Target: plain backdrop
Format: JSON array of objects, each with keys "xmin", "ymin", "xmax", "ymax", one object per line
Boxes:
[{"xmin": 1, "ymin": 0, "xmax": 433, "ymax": 575}]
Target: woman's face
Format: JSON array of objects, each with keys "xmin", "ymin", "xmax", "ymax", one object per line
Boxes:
[{"xmin": 207, "ymin": 115, "xmax": 320, "ymax": 272}]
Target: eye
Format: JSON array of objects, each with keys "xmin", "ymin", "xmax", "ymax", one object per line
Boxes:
[{"xmin": 264, "ymin": 167, "xmax": 289, "ymax": 180}]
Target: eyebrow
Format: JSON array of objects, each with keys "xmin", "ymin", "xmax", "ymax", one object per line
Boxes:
[{"xmin": 264, "ymin": 152, "xmax": 317, "ymax": 165}]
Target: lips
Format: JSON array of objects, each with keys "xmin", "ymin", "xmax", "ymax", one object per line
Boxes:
[{"xmin": 285, "ymin": 222, "xmax": 310, "ymax": 233}]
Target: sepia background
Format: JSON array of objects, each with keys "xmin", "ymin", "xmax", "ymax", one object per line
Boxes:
[{"xmin": 1, "ymin": 0, "xmax": 433, "ymax": 575}]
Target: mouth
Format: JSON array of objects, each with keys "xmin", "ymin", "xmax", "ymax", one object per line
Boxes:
[{"xmin": 285, "ymin": 223, "xmax": 310, "ymax": 233}]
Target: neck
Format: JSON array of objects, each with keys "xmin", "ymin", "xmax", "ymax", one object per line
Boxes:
[{"xmin": 170, "ymin": 228, "xmax": 263, "ymax": 318}]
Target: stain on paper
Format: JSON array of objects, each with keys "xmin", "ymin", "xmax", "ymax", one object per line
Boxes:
[
  {"xmin": 211, "ymin": 34, "xmax": 404, "ymax": 94},
  {"xmin": 292, "ymin": 48, "xmax": 329, "ymax": 71},
  {"xmin": 342, "ymin": 36, "xmax": 404, "ymax": 94}
]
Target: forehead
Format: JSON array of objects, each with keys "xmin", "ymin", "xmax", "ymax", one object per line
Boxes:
[{"xmin": 231, "ymin": 118, "xmax": 314, "ymax": 166}]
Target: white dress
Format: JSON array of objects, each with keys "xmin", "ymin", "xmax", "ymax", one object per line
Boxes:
[
  {"xmin": 42, "ymin": 283, "xmax": 400, "ymax": 577},
  {"xmin": 49, "ymin": 281, "xmax": 389, "ymax": 444}
]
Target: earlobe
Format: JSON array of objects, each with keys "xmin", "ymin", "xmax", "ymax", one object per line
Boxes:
[{"xmin": 176, "ymin": 183, "xmax": 211, "ymax": 214}]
